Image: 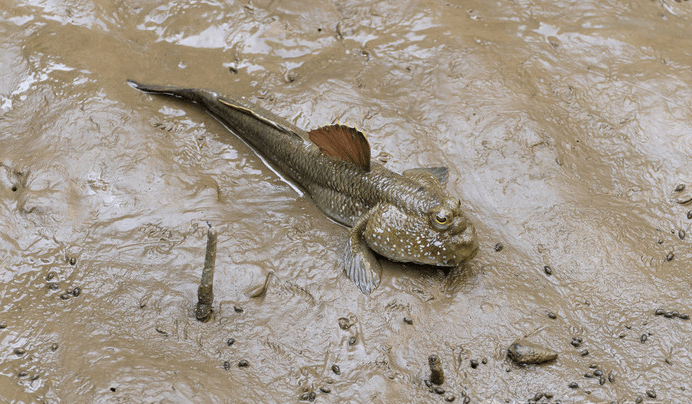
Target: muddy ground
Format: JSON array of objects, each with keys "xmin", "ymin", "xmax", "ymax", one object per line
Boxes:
[{"xmin": 1, "ymin": 0, "xmax": 691, "ymax": 403}]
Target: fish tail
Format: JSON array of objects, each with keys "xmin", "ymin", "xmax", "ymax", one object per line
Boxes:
[{"xmin": 127, "ymin": 80, "xmax": 217, "ymax": 107}]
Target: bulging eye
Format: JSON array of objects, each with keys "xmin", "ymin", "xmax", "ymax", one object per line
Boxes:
[{"xmin": 430, "ymin": 207, "xmax": 453, "ymax": 230}]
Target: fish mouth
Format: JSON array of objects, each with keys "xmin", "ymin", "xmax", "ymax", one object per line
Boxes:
[
  {"xmin": 449, "ymin": 226, "xmax": 479, "ymax": 265},
  {"xmin": 462, "ymin": 242, "xmax": 480, "ymax": 262}
]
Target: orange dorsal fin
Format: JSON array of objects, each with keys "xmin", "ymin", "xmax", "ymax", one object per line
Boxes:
[{"xmin": 308, "ymin": 124, "xmax": 371, "ymax": 171}]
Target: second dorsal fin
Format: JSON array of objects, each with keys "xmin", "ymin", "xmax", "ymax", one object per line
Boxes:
[{"xmin": 307, "ymin": 124, "xmax": 371, "ymax": 171}]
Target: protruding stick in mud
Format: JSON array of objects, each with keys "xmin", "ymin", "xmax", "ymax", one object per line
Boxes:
[
  {"xmin": 428, "ymin": 355, "xmax": 444, "ymax": 385},
  {"xmin": 196, "ymin": 225, "xmax": 217, "ymax": 322}
]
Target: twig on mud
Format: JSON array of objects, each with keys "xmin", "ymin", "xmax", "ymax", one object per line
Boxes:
[{"xmin": 196, "ymin": 223, "xmax": 217, "ymax": 322}]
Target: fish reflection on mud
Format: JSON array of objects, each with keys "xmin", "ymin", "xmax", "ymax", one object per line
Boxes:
[{"xmin": 128, "ymin": 81, "xmax": 478, "ymax": 294}]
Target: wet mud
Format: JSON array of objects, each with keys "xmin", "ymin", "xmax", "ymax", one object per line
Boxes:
[{"xmin": 1, "ymin": 0, "xmax": 692, "ymax": 403}]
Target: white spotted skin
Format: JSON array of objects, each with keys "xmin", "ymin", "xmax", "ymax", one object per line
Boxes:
[{"xmin": 364, "ymin": 199, "xmax": 478, "ymax": 267}]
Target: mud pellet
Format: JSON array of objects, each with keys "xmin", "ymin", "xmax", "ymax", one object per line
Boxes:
[
  {"xmin": 51, "ymin": 343, "xmax": 59, "ymax": 351},
  {"xmin": 348, "ymin": 336, "xmax": 357, "ymax": 346},
  {"xmin": 581, "ymin": 349, "xmax": 589, "ymax": 356},
  {"xmin": 434, "ymin": 387, "xmax": 445, "ymax": 395},
  {"xmin": 320, "ymin": 386, "xmax": 331, "ymax": 394},
  {"xmin": 238, "ymin": 359, "xmax": 249, "ymax": 367},
  {"xmin": 666, "ymin": 311, "xmax": 677, "ymax": 318},
  {"xmin": 641, "ymin": 334, "xmax": 647, "ymax": 343},
  {"xmin": 482, "ymin": 358, "xmax": 487, "ymax": 364},
  {"xmin": 424, "ymin": 379, "xmax": 432, "ymax": 387},
  {"xmin": 599, "ymin": 376, "xmax": 605, "ymax": 385},
  {"xmin": 0, "ymin": 324, "xmax": 5, "ymax": 329},
  {"xmin": 687, "ymin": 210, "xmax": 692, "ymax": 219},
  {"xmin": 46, "ymin": 272, "xmax": 56, "ymax": 281},
  {"xmin": 338, "ymin": 317, "xmax": 350, "ymax": 330},
  {"xmin": 48, "ymin": 283, "xmax": 59, "ymax": 290},
  {"xmin": 679, "ymin": 230, "xmax": 686, "ymax": 240},
  {"xmin": 544, "ymin": 265, "xmax": 552, "ymax": 275},
  {"xmin": 675, "ymin": 184, "xmax": 685, "ymax": 192},
  {"xmin": 533, "ymin": 393, "xmax": 544, "ymax": 401},
  {"xmin": 14, "ymin": 348, "xmax": 25, "ymax": 356},
  {"xmin": 494, "ymin": 243, "xmax": 503, "ymax": 252},
  {"xmin": 72, "ymin": 287, "xmax": 81, "ymax": 297},
  {"xmin": 60, "ymin": 293, "xmax": 71, "ymax": 300},
  {"xmin": 308, "ymin": 391, "xmax": 316, "ymax": 401},
  {"xmin": 445, "ymin": 395, "xmax": 456, "ymax": 402},
  {"xmin": 69, "ymin": 257, "xmax": 76, "ymax": 266},
  {"xmin": 584, "ymin": 372, "xmax": 593, "ymax": 378},
  {"xmin": 593, "ymin": 369, "xmax": 603, "ymax": 376},
  {"xmin": 635, "ymin": 396, "xmax": 643, "ymax": 404},
  {"xmin": 18, "ymin": 371, "xmax": 28, "ymax": 377},
  {"xmin": 300, "ymin": 392, "xmax": 310, "ymax": 401},
  {"xmin": 463, "ymin": 397, "xmax": 470, "ymax": 404},
  {"xmin": 223, "ymin": 361, "xmax": 230, "ymax": 370},
  {"xmin": 233, "ymin": 305, "xmax": 243, "ymax": 313},
  {"xmin": 679, "ymin": 313, "xmax": 690, "ymax": 320},
  {"xmin": 332, "ymin": 364, "xmax": 341, "ymax": 375},
  {"xmin": 655, "ymin": 308, "xmax": 665, "ymax": 315},
  {"xmin": 569, "ymin": 382, "xmax": 579, "ymax": 388},
  {"xmin": 403, "ymin": 317, "xmax": 413, "ymax": 325},
  {"xmin": 666, "ymin": 252, "xmax": 675, "ymax": 261},
  {"xmin": 548, "ymin": 312, "xmax": 557, "ymax": 319},
  {"xmin": 608, "ymin": 372, "xmax": 615, "ymax": 383},
  {"xmin": 470, "ymin": 359, "xmax": 479, "ymax": 368},
  {"xmin": 544, "ymin": 393, "xmax": 553, "ymax": 398},
  {"xmin": 646, "ymin": 389, "xmax": 656, "ymax": 398}
]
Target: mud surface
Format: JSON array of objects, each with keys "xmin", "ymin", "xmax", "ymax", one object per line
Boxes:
[{"xmin": 1, "ymin": 1, "xmax": 692, "ymax": 403}]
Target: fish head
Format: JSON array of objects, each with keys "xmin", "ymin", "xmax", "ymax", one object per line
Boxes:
[{"xmin": 363, "ymin": 196, "xmax": 478, "ymax": 267}]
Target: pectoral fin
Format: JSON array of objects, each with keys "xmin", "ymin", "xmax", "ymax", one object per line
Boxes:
[{"xmin": 343, "ymin": 212, "xmax": 381, "ymax": 295}]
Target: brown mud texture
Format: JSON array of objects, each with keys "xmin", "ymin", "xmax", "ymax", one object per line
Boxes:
[{"xmin": 1, "ymin": 1, "xmax": 692, "ymax": 403}]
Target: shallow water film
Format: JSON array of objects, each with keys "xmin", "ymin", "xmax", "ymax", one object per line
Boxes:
[{"xmin": 1, "ymin": 0, "xmax": 692, "ymax": 403}]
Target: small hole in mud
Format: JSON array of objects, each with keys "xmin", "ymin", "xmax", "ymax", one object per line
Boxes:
[
  {"xmin": 110, "ymin": 387, "xmax": 116, "ymax": 392},
  {"xmin": 11, "ymin": 185, "xmax": 17, "ymax": 192}
]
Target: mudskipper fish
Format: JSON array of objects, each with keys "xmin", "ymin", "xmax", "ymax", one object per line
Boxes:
[{"xmin": 128, "ymin": 80, "xmax": 479, "ymax": 294}]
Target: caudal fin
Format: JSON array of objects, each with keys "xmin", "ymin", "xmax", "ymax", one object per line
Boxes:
[{"xmin": 127, "ymin": 80, "xmax": 185, "ymax": 95}]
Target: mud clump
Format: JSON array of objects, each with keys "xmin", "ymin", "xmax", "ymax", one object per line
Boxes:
[
  {"xmin": 507, "ymin": 340, "xmax": 558, "ymax": 365},
  {"xmin": 655, "ymin": 308, "xmax": 689, "ymax": 320},
  {"xmin": 428, "ymin": 354, "xmax": 444, "ymax": 385}
]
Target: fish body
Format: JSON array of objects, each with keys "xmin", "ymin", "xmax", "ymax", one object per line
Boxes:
[{"xmin": 128, "ymin": 80, "xmax": 478, "ymax": 294}]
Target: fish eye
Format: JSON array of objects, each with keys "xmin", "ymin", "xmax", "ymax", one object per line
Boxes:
[{"xmin": 430, "ymin": 207, "xmax": 453, "ymax": 230}]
